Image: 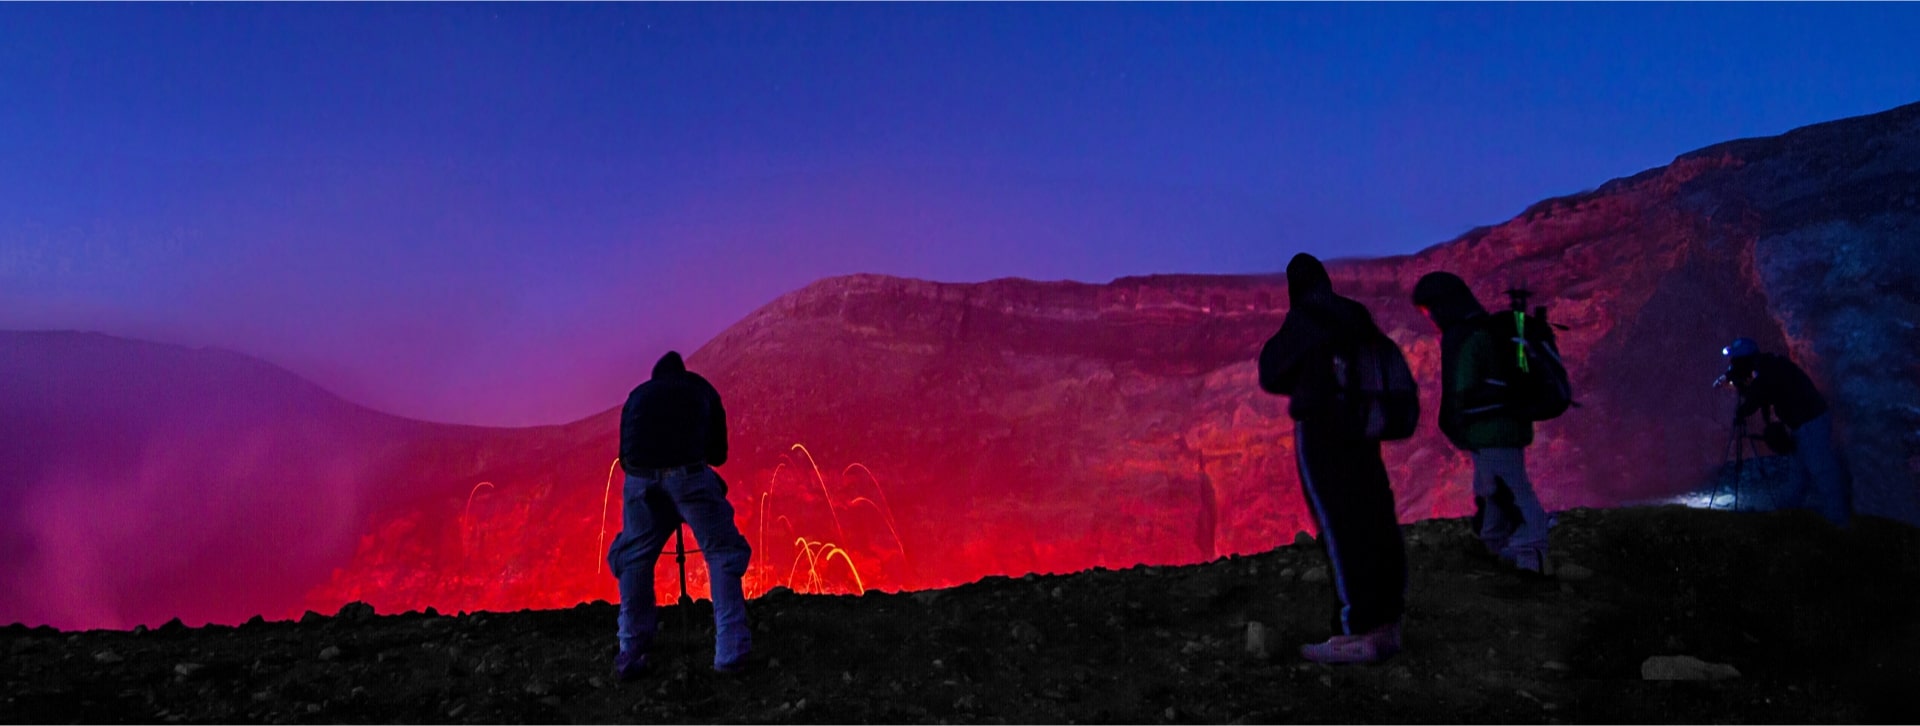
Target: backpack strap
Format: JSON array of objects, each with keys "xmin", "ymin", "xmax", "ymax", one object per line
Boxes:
[{"xmin": 1512, "ymin": 311, "xmax": 1530, "ymax": 374}]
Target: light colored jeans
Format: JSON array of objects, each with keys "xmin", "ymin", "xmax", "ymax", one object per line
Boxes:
[
  {"xmin": 606, "ymin": 465, "xmax": 752, "ymax": 668},
  {"xmin": 1471, "ymin": 447, "xmax": 1550, "ymax": 559},
  {"xmin": 1782, "ymin": 413, "xmax": 1853, "ymax": 527}
]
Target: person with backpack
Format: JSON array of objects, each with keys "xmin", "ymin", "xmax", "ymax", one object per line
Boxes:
[
  {"xmin": 1411, "ymin": 272, "xmax": 1554, "ymax": 576},
  {"xmin": 607, "ymin": 351, "xmax": 753, "ymax": 680},
  {"xmin": 1718, "ymin": 337, "xmax": 1852, "ymax": 526},
  {"xmin": 1259, "ymin": 252, "xmax": 1414, "ymax": 664}
]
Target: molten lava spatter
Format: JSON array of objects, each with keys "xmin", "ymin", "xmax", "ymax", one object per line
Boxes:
[
  {"xmin": 307, "ymin": 442, "xmax": 922, "ymax": 619},
  {"xmin": 595, "ymin": 459, "xmax": 619, "ymax": 576}
]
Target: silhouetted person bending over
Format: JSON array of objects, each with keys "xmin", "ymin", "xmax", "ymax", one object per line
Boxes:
[
  {"xmin": 607, "ymin": 351, "xmax": 753, "ymax": 680},
  {"xmin": 1259, "ymin": 253, "xmax": 1408, "ymax": 664},
  {"xmin": 1720, "ymin": 337, "xmax": 1852, "ymax": 526}
]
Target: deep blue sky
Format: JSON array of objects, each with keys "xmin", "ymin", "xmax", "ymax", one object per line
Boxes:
[{"xmin": 3, "ymin": 3, "xmax": 1917, "ymax": 426}]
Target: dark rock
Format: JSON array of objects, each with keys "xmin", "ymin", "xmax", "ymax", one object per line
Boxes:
[
  {"xmin": 1642, "ymin": 655, "xmax": 1742, "ymax": 681},
  {"xmin": 1244, "ymin": 622, "xmax": 1271, "ymax": 660},
  {"xmin": 1557, "ymin": 563, "xmax": 1596, "ymax": 581},
  {"xmin": 1009, "ymin": 620, "xmax": 1044, "ymax": 645},
  {"xmin": 336, "ymin": 601, "xmax": 376, "ymax": 623}
]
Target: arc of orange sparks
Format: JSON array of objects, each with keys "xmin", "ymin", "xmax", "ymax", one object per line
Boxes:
[
  {"xmin": 794, "ymin": 539, "xmax": 839, "ymax": 592},
  {"xmin": 787, "ymin": 537, "xmax": 823, "ymax": 592},
  {"xmin": 463, "ymin": 482, "xmax": 495, "ymax": 557},
  {"xmin": 754, "ymin": 492, "xmax": 770, "ymax": 597},
  {"xmin": 821, "ymin": 546, "xmax": 866, "ymax": 594},
  {"xmin": 464, "ymin": 482, "xmax": 494, "ymax": 523},
  {"xmin": 596, "ymin": 458, "xmax": 621, "ymax": 575},
  {"xmin": 848, "ymin": 496, "xmax": 908, "ymax": 563},
  {"xmin": 784, "ymin": 537, "xmax": 865, "ymax": 595},
  {"xmin": 845, "ymin": 462, "xmax": 913, "ymax": 576},
  {"xmin": 790, "ymin": 443, "xmax": 847, "ymax": 543},
  {"xmin": 755, "ymin": 462, "xmax": 790, "ymax": 594}
]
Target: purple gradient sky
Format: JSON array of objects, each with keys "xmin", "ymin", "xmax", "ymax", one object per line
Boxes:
[{"xmin": 3, "ymin": 3, "xmax": 1917, "ymax": 426}]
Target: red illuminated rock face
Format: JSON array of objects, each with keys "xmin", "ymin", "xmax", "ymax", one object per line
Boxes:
[
  {"xmin": 10, "ymin": 102, "xmax": 1918, "ymax": 630},
  {"xmin": 654, "ymin": 100, "xmax": 1920, "ymax": 602},
  {"xmin": 328, "ymin": 99, "xmax": 1916, "ymax": 619},
  {"xmin": 317, "ymin": 100, "xmax": 1920, "ymax": 618}
]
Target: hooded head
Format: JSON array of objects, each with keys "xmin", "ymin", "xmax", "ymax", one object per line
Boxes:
[
  {"xmin": 1411, "ymin": 272, "xmax": 1488, "ymax": 331},
  {"xmin": 1286, "ymin": 253, "xmax": 1334, "ymax": 306},
  {"xmin": 1723, "ymin": 337, "xmax": 1759, "ymax": 376},
  {"xmin": 1722, "ymin": 337, "xmax": 1759, "ymax": 360},
  {"xmin": 651, "ymin": 351, "xmax": 687, "ymax": 380}
]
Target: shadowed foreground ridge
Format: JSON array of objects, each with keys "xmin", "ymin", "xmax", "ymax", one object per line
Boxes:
[{"xmin": 6, "ymin": 506, "xmax": 1917, "ymax": 724}]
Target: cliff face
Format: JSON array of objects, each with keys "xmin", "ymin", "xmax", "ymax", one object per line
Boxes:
[
  {"xmin": 318, "ymin": 101, "xmax": 1920, "ymax": 616},
  {"xmin": 14, "ymin": 102, "xmax": 1918, "ymax": 631},
  {"xmin": 654, "ymin": 99, "xmax": 1920, "ymax": 597}
]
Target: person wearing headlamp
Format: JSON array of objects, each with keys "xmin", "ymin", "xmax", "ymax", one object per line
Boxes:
[{"xmin": 1719, "ymin": 337, "xmax": 1852, "ymax": 527}]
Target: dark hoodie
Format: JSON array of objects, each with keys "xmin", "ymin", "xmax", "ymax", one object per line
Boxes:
[
  {"xmin": 619, "ymin": 351, "xmax": 730, "ymax": 473},
  {"xmin": 1731, "ymin": 352, "xmax": 1828, "ymax": 428},
  {"xmin": 1259, "ymin": 253, "xmax": 1384, "ymax": 423},
  {"xmin": 1411, "ymin": 272, "xmax": 1530, "ymax": 450}
]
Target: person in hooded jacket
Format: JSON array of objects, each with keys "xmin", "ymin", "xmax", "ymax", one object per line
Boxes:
[
  {"xmin": 1410, "ymin": 272, "xmax": 1552, "ymax": 575},
  {"xmin": 607, "ymin": 351, "xmax": 753, "ymax": 680},
  {"xmin": 1720, "ymin": 337, "xmax": 1852, "ymax": 526},
  {"xmin": 1258, "ymin": 253, "xmax": 1408, "ymax": 664}
]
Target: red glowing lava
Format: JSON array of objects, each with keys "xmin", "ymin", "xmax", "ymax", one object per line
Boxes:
[{"xmin": 306, "ymin": 442, "xmax": 927, "ymax": 619}]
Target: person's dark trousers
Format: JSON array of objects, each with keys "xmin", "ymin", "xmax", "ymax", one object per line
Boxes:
[
  {"xmin": 1293, "ymin": 421, "xmax": 1408, "ymax": 636},
  {"xmin": 606, "ymin": 464, "xmax": 753, "ymax": 669},
  {"xmin": 1784, "ymin": 413, "xmax": 1853, "ymax": 527}
]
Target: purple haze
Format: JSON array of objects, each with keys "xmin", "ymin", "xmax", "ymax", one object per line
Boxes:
[{"xmin": 3, "ymin": 3, "xmax": 1918, "ymax": 425}]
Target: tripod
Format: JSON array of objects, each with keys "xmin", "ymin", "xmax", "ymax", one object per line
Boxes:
[
  {"xmin": 1713, "ymin": 413, "xmax": 1764, "ymax": 511},
  {"xmin": 672, "ymin": 524, "xmax": 700, "ymax": 623}
]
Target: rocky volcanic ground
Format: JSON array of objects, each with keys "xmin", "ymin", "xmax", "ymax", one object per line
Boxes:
[{"xmin": 6, "ymin": 506, "xmax": 1917, "ymax": 724}]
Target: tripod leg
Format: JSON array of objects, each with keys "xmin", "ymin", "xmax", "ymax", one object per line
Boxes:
[
  {"xmin": 672, "ymin": 525, "xmax": 691, "ymax": 653},
  {"xmin": 1717, "ymin": 418, "xmax": 1752, "ymax": 511}
]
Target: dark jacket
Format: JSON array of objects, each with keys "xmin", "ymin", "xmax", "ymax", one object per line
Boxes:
[
  {"xmin": 1412, "ymin": 272, "xmax": 1532, "ymax": 450},
  {"xmin": 1260, "ymin": 253, "xmax": 1384, "ymax": 423},
  {"xmin": 619, "ymin": 352, "xmax": 729, "ymax": 473},
  {"xmin": 1732, "ymin": 353, "xmax": 1828, "ymax": 428}
]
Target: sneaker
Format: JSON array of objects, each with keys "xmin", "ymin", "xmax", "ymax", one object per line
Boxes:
[
  {"xmin": 612, "ymin": 650, "xmax": 649, "ymax": 682},
  {"xmin": 1300, "ymin": 624, "xmax": 1401, "ymax": 665},
  {"xmin": 1505, "ymin": 549, "xmax": 1554, "ymax": 578},
  {"xmin": 1365, "ymin": 623, "xmax": 1402, "ymax": 654},
  {"xmin": 1465, "ymin": 538, "xmax": 1507, "ymax": 564},
  {"xmin": 714, "ymin": 652, "xmax": 757, "ymax": 676}
]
